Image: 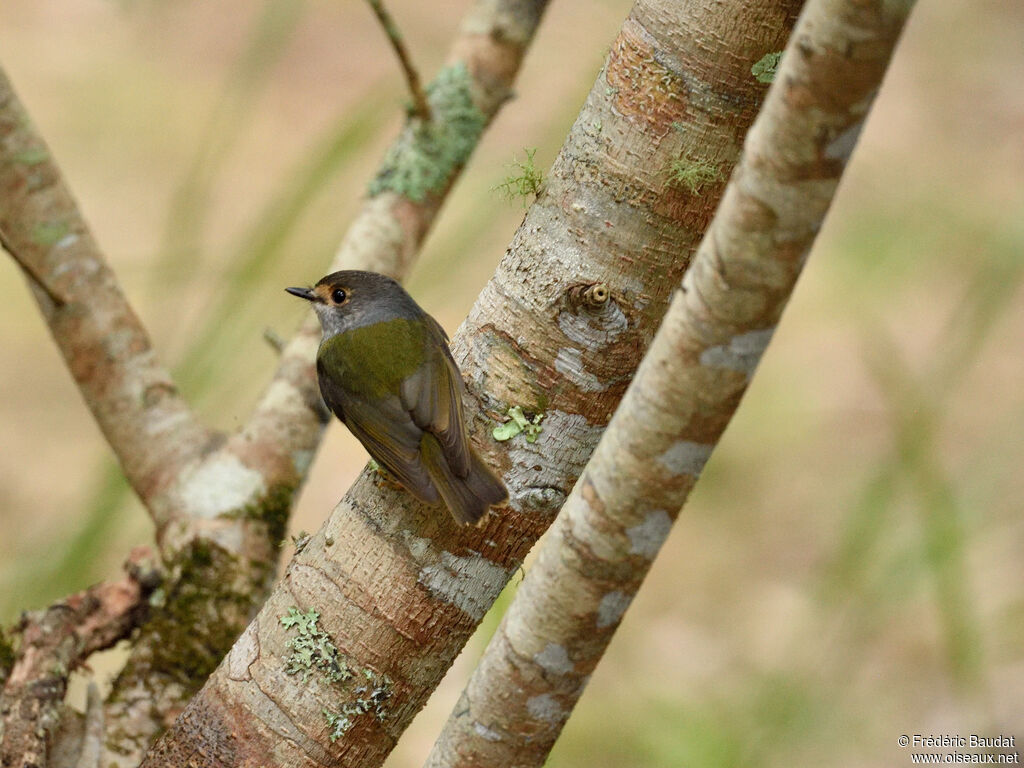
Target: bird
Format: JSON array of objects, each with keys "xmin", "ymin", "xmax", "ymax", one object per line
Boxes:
[{"xmin": 286, "ymin": 270, "xmax": 507, "ymax": 525}]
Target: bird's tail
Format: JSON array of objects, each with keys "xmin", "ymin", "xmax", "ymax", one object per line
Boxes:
[{"xmin": 421, "ymin": 434, "xmax": 507, "ymax": 525}]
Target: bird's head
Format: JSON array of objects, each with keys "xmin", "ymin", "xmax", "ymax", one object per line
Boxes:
[{"xmin": 286, "ymin": 270, "xmax": 413, "ymax": 337}]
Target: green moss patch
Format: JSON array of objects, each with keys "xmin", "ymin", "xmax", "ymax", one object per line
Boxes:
[{"xmin": 493, "ymin": 147, "xmax": 544, "ymax": 207}]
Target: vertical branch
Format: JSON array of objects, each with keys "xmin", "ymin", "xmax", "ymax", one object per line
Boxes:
[{"xmin": 423, "ymin": 1, "xmax": 918, "ymax": 766}]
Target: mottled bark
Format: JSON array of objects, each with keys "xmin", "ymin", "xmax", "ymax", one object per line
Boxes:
[
  {"xmin": 139, "ymin": 1, "xmax": 800, "ymax": 765},
  {"xmin": 0, "ymin": 549, "xmax": 158, "ymax": 767},
  {"xmin": 0, "ymin": 71, "xmax": 214, "ymax": 528},
  {"xmin": 423, "ymin": 1, "xmax": 917, "ymax": 766}
]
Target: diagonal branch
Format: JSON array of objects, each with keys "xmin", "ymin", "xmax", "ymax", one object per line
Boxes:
[
  {"xmin": 422, "ymin": 0, "xmax": 919, "ymax": 765},
  {"xmin": 0, "ymin": 70, "xmax": 216, "ymax": 530},
  {"xmin": 139, "ymin": 0, "xmax": 802, "ymax": 765}
]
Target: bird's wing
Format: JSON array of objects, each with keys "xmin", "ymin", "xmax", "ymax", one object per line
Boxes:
[
  {"xmin": 317, "ymin": 356, "xmax": 439, "ymax": 504},
  {"xmin": 398, "ymin": 316, "xmax": 471, "ymax": 478}
]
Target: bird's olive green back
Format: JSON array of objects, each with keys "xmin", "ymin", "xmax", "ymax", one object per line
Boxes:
[{"xmin": 317, "ymin": 317, "xmax": 427, "ymax": 399}]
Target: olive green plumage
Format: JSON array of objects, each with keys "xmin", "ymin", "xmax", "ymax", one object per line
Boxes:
[{"xmin": 286, "ymin": 270, "xmax": 506, "ymax": 525}]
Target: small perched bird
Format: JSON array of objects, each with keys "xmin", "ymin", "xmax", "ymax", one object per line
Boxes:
[{"xmin": 287, "ymin": 270, "xmax": 507, "ymax": 525}]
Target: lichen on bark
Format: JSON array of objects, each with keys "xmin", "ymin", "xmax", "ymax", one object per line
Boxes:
[{"xmin": 368, "ymin": 63, "xmax": 486, "ymax": 202}]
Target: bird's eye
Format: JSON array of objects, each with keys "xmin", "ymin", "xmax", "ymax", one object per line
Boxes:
[{"xmin": 331, "ymin": 288, "xmax": 347, "ymax": 304}]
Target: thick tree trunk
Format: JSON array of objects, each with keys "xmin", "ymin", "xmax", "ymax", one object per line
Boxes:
[
  {"xmin": 139, "ymin": 1, "xmax": 800, "ymax": 765},
  {"xmin": 423, "ymin": 0, "xmax": 917, "ymax": 765}
]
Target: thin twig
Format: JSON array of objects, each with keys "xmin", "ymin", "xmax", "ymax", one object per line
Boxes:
[
  {"xmin": 263, "ymin": 327, "xmax": 286, "ymax": 353},
  {"xmin": 365, "ymin": 0, "xmax": 431, "ymax": 121},
  {"xmin": 0, "ymin": 225, "xmax": 67, "ymax": 306}
]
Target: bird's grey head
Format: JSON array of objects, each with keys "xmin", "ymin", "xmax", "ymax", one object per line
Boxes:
[{"xmin": 285, "ymin": 270, "xmax": 421, "ymax": 339}]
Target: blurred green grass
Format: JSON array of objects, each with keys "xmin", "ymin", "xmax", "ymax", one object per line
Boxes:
[{"xmin": 0, "ymin": 1, "xmax": 1022, "ymax": 766}]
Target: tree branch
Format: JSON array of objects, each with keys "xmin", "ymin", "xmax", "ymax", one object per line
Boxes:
[
  {"xmin": 0, "ymin": 70, "xmax": 216, "ymax": 529},
  {"xmin": 75, "ymin": 683, "xmax": 105, "ymax": 768},
  {"xmin": 0, "ymin": 548, "xmax": 159, "ymax": 766},
  {"xmin": 423, "ymin": 0, "xmax": 918, "ymax": 765},
  {"xmin": 0, "ymin": 224, "xmax": 66, "ymax": 306},
  {"xmin": 366, "ymin": 0, "xmax": 431, "ymax": 121},
  {"xmin": 138, "ymin": 1, "xmax": 801, "ymax": 765}
]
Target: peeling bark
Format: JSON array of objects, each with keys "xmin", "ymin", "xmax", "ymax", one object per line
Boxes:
[
  {"xmin": 423, "ymin": 1, "xmax": 917, "ymax": 766},
  {"xmin": 139, "ymin": 1, "xmax": 800, "ymax": 765}
]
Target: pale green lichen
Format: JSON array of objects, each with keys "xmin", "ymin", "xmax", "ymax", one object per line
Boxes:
[
  {"xmin": 752, "ymin": 51, "xmax": 783, "ymax": 84},
  {"xmin": 666, "ymin": 156, "xmax": 722, "ymax": 194},
  {"xmin": 280, "ymin": 608, "xmax": 351, "ymax": 683},
  {"xmin": 323, "ymin": 708, "xmax": 353, "ymax": 742},
  {"xmin": 281, "ymin": 607, "xmax": 394, "ymax": 740},
  {"xmin": 493, "ymin": 406, "xmax": 545, "ymax": 443},
  {"xmin": 368, "ymin": 62, "xmax": 486, "ymax": 202},
  {"xmin": 321, "ymin": 668, "xmax": 393, "ymax": 740},
  {"xmin": 492, "ymin": 147, "xmax": 544, "ymax": 207}
]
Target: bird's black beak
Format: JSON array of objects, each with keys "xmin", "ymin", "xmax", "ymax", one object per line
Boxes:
[{"xmin": 285, "ymin": 286, "xmax": 318, "ymax": 302}]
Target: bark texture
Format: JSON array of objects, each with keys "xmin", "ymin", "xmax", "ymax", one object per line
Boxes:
[
  {"xmin": 0, "ymin": 549, "xmax": 158, "ymax": 767},
  {"xmin": 423, "ymin": 1, "xmax": 917, "ymax": 765},
  {"xmin": 139, "ymin": 1, "xmax": 800, "ymax": 765}
]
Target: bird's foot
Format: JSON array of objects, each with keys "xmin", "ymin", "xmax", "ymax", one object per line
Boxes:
[{"xmin": 368, "ymin": 459, "xmax": 404, "ymax": 491}]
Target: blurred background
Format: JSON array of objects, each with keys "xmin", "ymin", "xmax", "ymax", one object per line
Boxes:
[{"xmin": 1, "ymin": 1, "xmax": 1022, "ymax": 765}]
